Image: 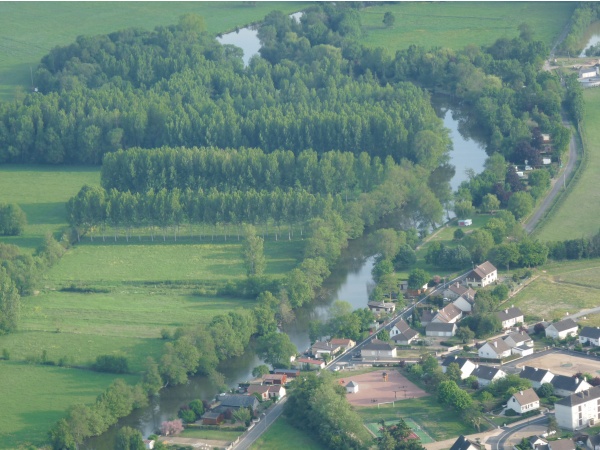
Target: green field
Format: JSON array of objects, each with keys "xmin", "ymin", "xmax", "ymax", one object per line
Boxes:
[
  {"xmin": 0, "ymin": 1, "xmax": 308, "ymax": 101},
  {"xmin": 0, "ymin": 361, "xmax": 138, "ymax": 448},
  {"xmin": 250, "ymin": 416, "xmax": 328, "ymax": 450},
  {"xmin": 0, "ymin": 165, "xmax": 100, "ymax": 250},
  {"xmin": 358, "ymin": 2, "xmax": 574, "ymax": 53},
  {"xmin": 536, "ymin": 89, "xmax": 600, "ymax": 241},
  {"xmin": 179, "ymin": 427, "xmax": 243, "ymax": 441},
  {"xmin": 366, "ymin": 418, "xmax": 434, "ymax": 443}
]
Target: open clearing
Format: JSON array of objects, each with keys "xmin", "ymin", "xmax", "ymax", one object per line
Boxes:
[
  {"xmin": 516, "ymin": 352, "xmax": 600, "ymax": 377},
  {"xmin": 536, "ymin": 89, "xmax": 600, "ymax": 241},
  {"xmin": 342, "ymin": 369, "xmax": 428, "ymax": 407},
  {"xmin": 359, "ymin": 2, "xmax": 573, "ymax": 53}
]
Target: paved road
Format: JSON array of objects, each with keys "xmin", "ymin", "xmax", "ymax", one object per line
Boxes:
[
  {"xmin": 233, "ymin": 397, "xmax": 287, "ymax": 450},
  {"xmin": 524, "ymin": 113, "xmax": 578, "ymax": 234},
  {"xmin": 488, "ymin": 415, "xmax": 548, "ymax": 450}
]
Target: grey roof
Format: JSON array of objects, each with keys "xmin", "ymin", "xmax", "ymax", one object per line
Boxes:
[
  {"xmin": 202, "ymin": 411, "xmax": 223, "ymax": 419},
  {"xmin": 551, "ymin": 374, "xmax": 587, "ymax": 393},
  {"xmin": 435, "ymin": 303, "xmax": 462, "ymax": 322},
  {"xmin": 394, "ymin": 319, "xmax": 411, "ymax": 333},
  {"xmin": 497, "ymin": 307, "xmax": 523, "ymax": 322},
  {"xmin": 548, "ymin": 438, "xmax": 576, "ymax": 450},
  {"xmin": 580, "ymin": 326, "xmax": 600, "ymax": 339},
  {"xmin": 449, "ymin": 435, "xmax": 479, "ymax": 450},
  {"xmin": 470, "ymin": 261, "xmax": 497, "ymax": 279},
  {"xmin": 219, "ymin": 394, "xmax": 259, "ymax": 409},
  {"xmin": 511, "ymin": 388, "xmax": 539, "ymax": 406},
  {"xmin": 472, "ymin": 365, "xmax": 504, "ymax": 381},
  {"xmin": 441, "ymin": 356, "xmax": 472, "ymax": 369},
  {"xmin": 548, "ymin": 318, "xmax": 578, "ymax": 332},
  {"xmin": 520, "ymin": 366, "xmax": 553, "ymax": 383},
  {"xmin": 363, "ymin": 339, "xmax": 395, "ymax": 351},
  {"xmin": 588, "ymin": 433, "xmax": 600, "ymax": 447},
  {"xmin": 426, "ymin": 322, "xmax": 456, "ymax": 332},
  {"xmin": 448, "ymin": 283, "xmax": 476, "ymax": 300},
  {"xmin": 483, "ymin": 337, "xmax": 511, "ymax": 354},
  {"xmin": 391, "ymin": 328, "xmax": 419, "ymax": 342},
  {"xmin": 368, "ymin": 301, "xmax": 395, "ymax": 309},
  {"xmin": 556, "ymin": 386, "xmax": 600, "ymax": 408},
  {"xmin": 346, "ymin": 381, "xmax": 357, "ymax": 387},
  {"xmin": 505, "ymin": 331, "xmax": 531, "ymax": 345}
]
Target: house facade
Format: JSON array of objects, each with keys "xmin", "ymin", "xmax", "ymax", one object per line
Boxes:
[
  {"xmin": 441, "ymin": 356, "xmax": 476, "ymax": 379},
  {"xmin": 551, "ymin": 375, "xmax": 592, "ymax": 397},
  {"xmin": 432, "ymin": 303, "xmax": 463, "ymax": 324},
  {"xmin": 449, "ymin": 435, "xmax": 481, "ymax": 450},
  {"xmin": 478, "ymin": 338, "xmax": 512, "ymax": 359},
  {"xmin": 329, "ymin": 338, "xmax": 356, "ymax": 351},
  {"xmin": 346, "ymin": 381, "xmax": 359, "ymax": 394},
  {"xmin": 496, "ymin": 307, "xmax": 524, "ymax": 329},
  {"xmin": 472, "ymin": 365, "xmax": 506, "ymax": 387},
  {"xmin": 546, "ymin": 319, "xmax": 579, "ymax": 340},
  {"xmin": 361, "ymin": 339, "xmax": 397, "ymax": 358},
  {"xmin": 296, "ymin": 358, "xmax": 325, "ymax": 370},
  {"xmin": 367, "ymin": 301, "xmax": 396, "ymax": 314},
  {"xmin": 519, "ymin": 366, "xmax": 555, "ymax": 389},
  {"xmin": 504, "ymin": 331, "xmax": 533, "ymax": 348},
  {"xmin": 426, "ymin": 322, "xmax": 456, "ymax": 337},
  {"xmin": 465, "ymin": 261, "xmax": 497, "ymax": 288},
  {"xmin": 555, "ymin": 386, "xmax": 600, "ymax": 430},
  {"xmin": 453, "ymin": 295, "xmax": 475, "ymax": 313},
  {"xmin": 390, "ymin": 319, "xmax": 419, "ymax": 345},
  {"xmin": 579, "ymin": 327, "xmax": 600, "ymax": 346},
  {"xmin": 443, "ymin": 283, "xmax": 476, "ymax": 302},
  {"xmin": 507, "ymin": 388, "xmax": 540, "ymax": 414}
]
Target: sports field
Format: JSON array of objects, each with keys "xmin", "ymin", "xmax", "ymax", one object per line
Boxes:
[
  {"xmin": 366, "ymin": 418, "xmax": 435, "ymax": 443},
  {"xmin": 516, "ymin": 351, "xmax": 600, "ymax": 377}
]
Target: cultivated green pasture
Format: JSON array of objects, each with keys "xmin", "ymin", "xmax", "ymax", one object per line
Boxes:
[
  {"xmin": 358, "ymin": 2, "xmax": 574, "ymax": 53},
  {"xmin": 0, "ymin": 165, "xmax": 100, "ymax": 250},
  {"xmin": 536, "ymin": 89, "xmax": 600, "ymax": 241},
  {"xmin": 0, "ymin": 361, "xmax": 137, "ymax": 448},
  {"xmin": 0, "ymin": 1, "xmax": 308, "ymax": 101},
  {"xmin": 250, "ymin": 416, "xmax": 328, "ymax": 450}
]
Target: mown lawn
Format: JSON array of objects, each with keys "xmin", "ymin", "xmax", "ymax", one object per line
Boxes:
[
  {"xmin": 0, "ymin": 361, "xmax": 138, "ymax": 448},
  {"xmin": 0, "ymin": 1, "xmax": 309, "ymax": 101},
  {"xmin": 358, "ymin": 2, "xmax": 574, "ymax": 53},
  {"xmin": 536, "ymin": 89, "xmax": 600, "ymax": 241},
  {"xmin": 0, "ymin": 165, "xmax": 100, "ymax": 250},
  {"xmin": 180, "ymin": 427, "xmax": 243, "ymax": 441},
  {"xmin": 250, "ymin": 416, "xmax": 328, "ymax": 450}
]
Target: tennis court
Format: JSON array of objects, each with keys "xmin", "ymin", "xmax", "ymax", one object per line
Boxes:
[{"xmin": 365, "ymin": 418, "xmax": 435, "ymax": 443}]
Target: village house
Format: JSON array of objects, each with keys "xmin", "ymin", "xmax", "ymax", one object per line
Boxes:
[
  {"xmin": 496, "ymin": 306, "xmax": 524, "ymax": 329},
  {"xmin": 361, "ymin": 339, "xmax": 397, "ymax": 358},
  {"xmin": 545, "ymin": 318, "xmax": 579, "ymax": 340},
  {"xmin": 458, "ymin": 219, "xmax": 472, "ymax": 227},
  {"xmin": 478, "ymin": 338, "xmax": 512, "ymax": 359},
  {"xmin": 201, "ymin": 411, "xmax": 224, "ymax": 425},
  {"xmin": 367, "ymin": 301, "xmax": 396, "ymax": 314},
  {"xmin": 273, "ymin": 368, "xmax": 299, "ymax": 378},
  {"xmin": 579, "ymin": 67, "xmax": 598, "ymax": 79},
  {"xmin": 507, "ymin": 388, "xmax": 540, "ymax": 414},
  {"xmin": 551, "ymin": 375, "xmax": 592, "ymax": 397},
  {"xmin": 453, "ymin": 295, "xmax": 475, "ymax": 313},
  {"xmin": 529, "ymin": 435, "xmax": 548, "ymax": 449},
  {"xmin": 217, "ymin": 394, "xmax": 260, "ymax": 414},
  {"xmin": 441, "ymin": 356, "xmax": 476, "ymax": 379},
  {"xmin": 465, "ymin": 261, "xmax": 498, "ymax": 288},
  {"xmin": 420, "ymin": 309, "xmax": 436, "ymax": 326},
  {"xmin": 262, "ymin": 374, "xmax": 287, "ymax": 385},
  {"xmin": 471, "ymin": 365, "xmax": 506, "ymax": 387},
  {"xmin": 425, "ymin": 322, "xmax": 457, "ymax": 337},
  {"xmin": 329, "ymin": 338, "xmax": 356, "ymax": 352},
  {"xmin": 432, "ymin": 303, "xmax": 463, "ymax": 324},
  {"xmin": 443, "ymin": 282, "xmax": 476, "ymax": 302},
  {"xmin": 548, "ymin": 439, "xmax": 577, "ymax": 450},
  {"xmin": 311, "ymin": 341, "xmax": 342, "ymax": 359},
  {"xmin": 579, "ymin": 327, "xmax": 600, "ymax": 346},
  {"xmin": 555, "ymin": 386, "xmax": 600, "ymax": 430},
  {"xmin": 504, "ymin": 331, "xmax": 533, "ymax": 348},
  {"xmin": 390, "ymin": 319, "xmax": 419, "ymax": 345},
  {"xmin": 519, "ymin": 366, "xmax": 555, "ymax": 389},
  {"xmin": 296, "ymin": 357, "xmax": 325, "ymax": 370},
  {"xmin": 449, "ymin": 435, "xmax": 482, "ymax": 450},
  {"xmin": 247, "ymin": 384, "xmax": 286, "ymax": 401}
]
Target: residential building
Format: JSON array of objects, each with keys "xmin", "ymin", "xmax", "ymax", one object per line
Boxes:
[
  {"xmin": 465, "ymin": 261, "xmax": 498, "ymax": 288},
  {"xmin": 556, "ymin": 386, "xmax": 600, "ymax": 430},
  {"xmin": 201, "ymin": 411, "xmax": 224, "ymax": 425},
  {"xmin": 425, "ymin": 322, "xmax": 457, "ymax": 337},
  {"xmin": 519, "ymin": 366, "xmax": 555, "ymax": 389},
  {"xmin": 296, "ymin": 358, "xmax": 325, "ymax": 370},
  {"xmin": 580, "ymin": 67, "xmax": 598, "ymax": 78},
  {"xmin": 472, "ymin": 365, "xmax": 506, "ymax": 387},
  {"xmin": 507, "ymin": 388, "xmax": 540, "ymax": 414},
  {"xmin": 546, "ymin": 319, "xmax": 579, "ymax": 340},
  {"xmin": 511, "ymin": 345, "xmax": 534, "ymax": 357},
  {"xmin": 586, "ymin": 432, "xmax": 600, "ymax": 449},
  {"xmin": 504, "ymin": 331, "xmax": 533, "ymax": 348},
  {"xmin": 329, "ymin": 338, "xmax": 356, "ymax": 351},
  {"xmin": 529, "ymin": 435, "xmax": 548, "ymax": 449},
  {"xmin": 361, "ymin": 339, "xmax": 397, "ymax": 358},
  {"xmin": 263, "ymin": 374, "xmax": 287, "ymax": 385},
  {"xmin": 420, "ymin": 309, "xmax": 436, "ymax": 326},
  {"xmin": 311, "ymin": 341, "xmax": 341, "ymax": 359},
  {"xmin": 367, "ymin": 301, "xmax": 396, "ymax": 314},
  {"xmin": 247, "ymin": 384, "xmax": 270, "ymax": 401},
  {"xmin": 346, "ymin": 381, "xmax": 359, "ymax": 394},
  {"xmin": 444, "ymin": 282, "xmax": 476, "ymax": 302},
  {"xmin": 441, "ymin": 356, "xmax": 477, "ymax": 379},
  {"xmin": 551, "ymin": 375, "xmax": 591, "ymax": 397},
  {"xmin": 478, "ymin": 338, "xmax": 512, "ymax": 359},
  {"xmin": 273, "ymin": 368, "xmax": 300, "ymax": 378},
  {"xmin": 433, "ymin": 303, "xmax": 463, "ymax": 324},
  {"xmin": 218, "ymin": 394, "xmax": 260, "ymax": 414},
  {"xmin": 458, "ymin": 219, "xmax": 473, "ymax": 227},
  {"xmin": 496, "ymin": 307, "xmax": 524, "ymax": 329},
  {"xmin": 549, "ymin": 439, "xmax": 576, "ymax": 450},
  {"xmin": 390, "ymin": 319, "xmax": 419, "ymax": 345},
  {"xmin": 449, "ymin": 435, "xmax": 481, "ymax": 450},
  {"xmin": 453, "ymin": 295, "xmax": 475, "ymax": 313},
  {"xmin": 579, "ymin": 327, "xmax": 600, "ymax": 346}
]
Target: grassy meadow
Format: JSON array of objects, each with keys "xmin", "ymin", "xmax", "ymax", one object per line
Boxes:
[
  {"xmin": 0, "ymin": 1, "xmax": 309, "ymax": 101},
  {"xmin": 250, "ymin": 416, "xmax": 329, "ymax": 450},
  {"xmin": 358, "ymin": 2, "xmax": 574, "ymax": 53},
  {"xmin": 0, "ymin": 361, "xmax": 138, "ymax": 447}
]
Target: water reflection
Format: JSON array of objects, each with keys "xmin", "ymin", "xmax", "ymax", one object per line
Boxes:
[{"xmin": 579, "ymin": 22, "xmax": 600, "ymax": 57}]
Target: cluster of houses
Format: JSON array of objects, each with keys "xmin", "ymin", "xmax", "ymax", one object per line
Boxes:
[{"xmin": 477, "ymin": 328, "xmax": 532, "ymax": 360}]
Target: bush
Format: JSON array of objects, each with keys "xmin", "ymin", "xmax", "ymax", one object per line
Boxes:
[
  {"xmin": 0, "ymin": 203, "xmax": 27, "ymax": 236},
  {"xmin": 453, "ymin": 228, "xmax": 465, "ymax": 240},
  {"xmin": 2, "ymin": 349, "xmax": 9, "ymax": 360},
  {"xmin": 504, "ymin": 409, "xmax": 518, "ymax": 416},
  {"xmin": 178, "ymin": 406, "xmax": 197, "ymax": 423},
  {"xmin": 161, "ymin": 328, "xmax": 172, "ymax": 340},
  {"xmin": 93, "ymin": 354, "xmax": 129, "ymax": 373}
]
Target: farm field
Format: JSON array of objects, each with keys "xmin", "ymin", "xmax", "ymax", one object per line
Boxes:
[
  {"xmin": 358, "ymin": 2, "xmax": 574, "ymax": 53},
  {"xmin": 508, "ymin": 259, "xmax": 600, "ymax": 321},
  {"xmin": 0, "ymin": 1, "xmax": 308, "ymax": 101},
  {"xmin": 250, "ymin": 416, "xmax": 328, "ymax": 450},
  {"xmin": 0, "ymin": 361, "xmax": 138, "ymax": 448},
  {"xmin": 536, "ymin": 89, "xmax": 600, "ymax": 241},
  {"xmin": 0, "ymin": 165, "xmax": 100, "ymax": 250}
]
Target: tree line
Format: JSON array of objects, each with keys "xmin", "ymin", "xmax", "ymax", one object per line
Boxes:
[{"xmin": 101, "ymin": 147, "xmax": 388, "ymax": 196}]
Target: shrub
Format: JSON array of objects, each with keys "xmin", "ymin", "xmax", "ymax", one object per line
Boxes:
[
  {"xmin": 178, "ymin": 406, "xmax": 197, "ymax": 424},
  {"xmin": 2, "ymin": 348, "xmax": 9, "ymax": 360},
  {"xmin": 93, "ymin": 354, "xmax": 129, "ymax": 373},
  {"xmin": 504, "ymin": 409, "xmax": 518, "ymax": 416},
  {"xmin": 453, "ymin": 228, "xmax": 465, "ymax": 240}
]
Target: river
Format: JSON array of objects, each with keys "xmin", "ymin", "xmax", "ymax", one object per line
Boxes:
[
  {"xmin": 84, "ymin": 20, "xmax": 487, "ymax": 449},
  {"xmin": 579, "ymin": 21, "xmax": 600, "ymax": 57}
]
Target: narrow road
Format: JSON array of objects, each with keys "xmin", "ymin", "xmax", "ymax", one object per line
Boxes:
[
  {"xmin": 487, "ymin": 415, "xmax": 548, "ymax": 450},
  {"xmin": 523, "ymin": 113, "xmax": 578, "ymax": 234}
]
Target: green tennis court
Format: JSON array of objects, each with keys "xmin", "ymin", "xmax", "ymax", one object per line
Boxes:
[{"xmin": 365, "ymin": 419, "xmax": 434, "ymax": 443}]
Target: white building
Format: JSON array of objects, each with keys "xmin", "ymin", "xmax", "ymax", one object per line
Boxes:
[
  {"xmin": 432, "ymin": 303, "xmax": 463, "ymax": 324},
  {"xmin": 579, "ymin": 67, "xmax": 598, "ymax": 79},
  {"xmin": 465, "ymin": 261, "xmax": 497, "ymax": 288},
  {"xmin": 367, "ymin": 301, "xmax": 396, "ymax": 314},
  {"xmin": 471, "ymin": 365, "xmax": 506, "ymax": 387},
  {"xmin": 390, "ymin": 319, "xmax": 419, "ymax": 345},
  {"xmin": 579, "ymin": 327, "xmax": 600, "ymax": 346},
  {"xmin": 443, "ymin": 282, "xmax": 476, "ymax": 302},
  {"xmin": 504, "ymin": 331, "xmax": 533, "ymax": 348},
  {"xmin": 453, "ymin": 295, "xmax": 475, "ymax": 313},
  {"xmin": 496, "ymin": 307, "xmax": 524, "ymax": 329},
  {"xmin": 519, "ymin": 366, "xmax": 555, "ymax": 389},
  {"xmin": 425, "ymin": 322, "xmax": 456, "ymax": 337},
  {"xmin": 441, "ymin": 356, "xmax": 476, "ymax": 379},
  {"xmin": 545, "ymin": 318, "xmax": 578, "ymax": 340},
  {"xmin": 507, "ymin": 388, "xmax": 540, "ymax": 414},
  {"xmin": 555, "ymin": 386, "xmax": 600, "ymax": 430},
  {"xmin": 551, "ymin": 375, "xmax": 592, "ymax": 397},
  {"xmin": 478, "ymin": 338, "xmax": 512, "ymax": 359},
  {"xmin": 361, "ymin": 339, "xmax": 397, "ymax": 358},
  {"xmin": 449, "ymin": 435, "xmax": 481, "ymax": 450},
  {"xmin": 345, "ymin": 381, "xmax": 359, "ymax": 394}
]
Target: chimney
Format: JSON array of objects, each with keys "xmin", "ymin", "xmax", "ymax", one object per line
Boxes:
[
  {"xmin": 534, "ymin": 368, "xmax": 538, "ymax": 371},
  {"xmin": 576, "ymin": 377, "xmax": 579, "ymax": 383},
  {"xmin": 505, "ymin": 309, "xmax": 508, "ymax": 314},
  {"xmin": 520, "ymin": 391, "xmax": 523, "ymax": 395},
  {"xmin": 494, "ymin": 341, "xmax": 497, "ymax": 348}
]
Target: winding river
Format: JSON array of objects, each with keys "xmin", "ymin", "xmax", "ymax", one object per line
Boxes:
[{"xmin": 84, "ymin": 22, "xmax": 487, "ymax": 449}]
